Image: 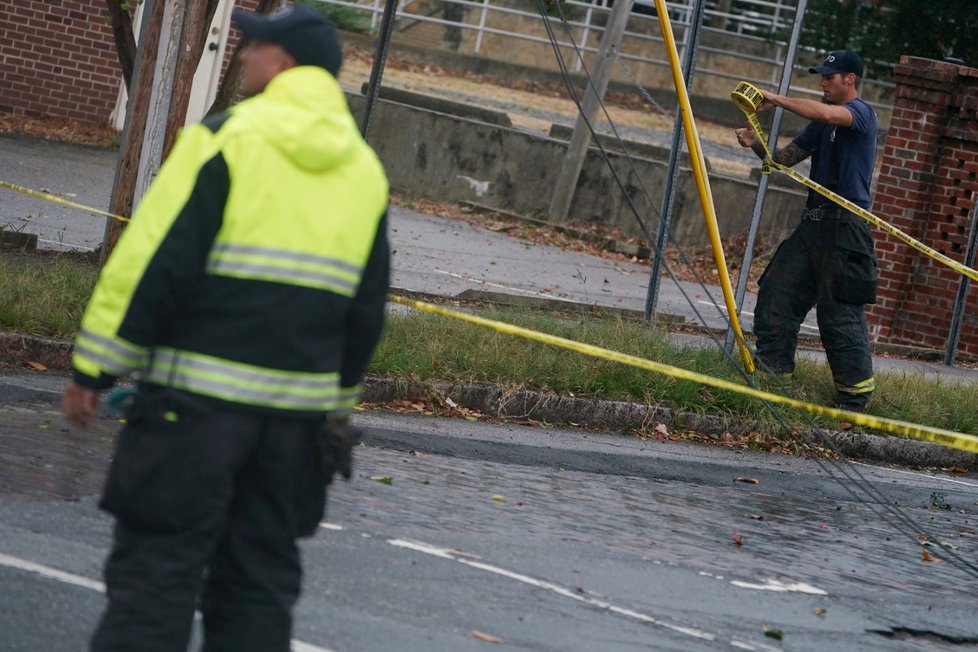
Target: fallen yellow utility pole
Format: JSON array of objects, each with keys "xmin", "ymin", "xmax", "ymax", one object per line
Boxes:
[{"xmin": 652, "ymin": 0, "xmax": 755, "ymax": 374}]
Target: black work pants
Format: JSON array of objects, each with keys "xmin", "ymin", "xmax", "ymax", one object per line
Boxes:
[
  {"xmin": 754, "ymin": 212, "xmax": 878, "ymax": 407},
  {"xmin": 91, "ymin": 386, "xmax": 326, "ymax": 652}
]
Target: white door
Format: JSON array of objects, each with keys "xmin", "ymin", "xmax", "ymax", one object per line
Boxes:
[{"xmin": 110, "ymin": 0, "xmax": 234, "ymax": 131}]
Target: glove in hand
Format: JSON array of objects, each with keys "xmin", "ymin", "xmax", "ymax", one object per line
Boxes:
[{"xmin": 319, "ymin": 419, "xmax": 362, "ymax": 483}]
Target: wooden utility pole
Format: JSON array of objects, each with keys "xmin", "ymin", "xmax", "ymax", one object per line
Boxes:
[
  {"xmin": 547, "ymin": 0, "xmax": 633, "ymax": 223},
  {"xmin": 102, "ymin": 0, "xmax": 198, "ymax": 263},
  {"xmin": 162, "ymin": 1, "xmax": 211, "ymax": 158},
  {"xmin": 101, "ymin": 0, "xmax": 166, "ymax": 265}
]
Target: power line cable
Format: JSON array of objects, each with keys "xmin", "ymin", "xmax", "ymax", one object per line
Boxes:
[{"xmin": 534, "ymin": 0, "xmax": 978, "ymax": 579}]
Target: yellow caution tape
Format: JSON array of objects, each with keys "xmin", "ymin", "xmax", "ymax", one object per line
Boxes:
[
  {"xmin": 391, "ymin": 295, "xmax": 978, "ymax": 454},
  {"xmin": 7, "ymin": 174, "xmax": 976, "ymax": 453},
  {"xmin": 0, "ymin": 180, "xmax": 129, "ymax": 223},
  {"xmin": 731, "ymin": 82, "xmax": 978, "ymax": 282}
]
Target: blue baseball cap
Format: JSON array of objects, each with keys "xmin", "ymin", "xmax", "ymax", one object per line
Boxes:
[
  {"xmin": 232, "ymin": 6, "xmax": 343, "ymax": 76},
  {"xmin": 809, "ymin": 50, "xmax": 864, "ymax": 78}
]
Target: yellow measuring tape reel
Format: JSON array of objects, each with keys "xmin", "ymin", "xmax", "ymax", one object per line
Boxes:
[
  {"xmin": 731, "ymin": 81, "xmax": 765, "ymax": 115},
  {"xmin": 731, "ymin": 81, "xmax": 978, "ymax": 282}
]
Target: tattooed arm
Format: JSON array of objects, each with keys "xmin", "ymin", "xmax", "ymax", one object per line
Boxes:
[{"xmin": 736, "ymin": 126, "xmax": 809, "ymax": 167}]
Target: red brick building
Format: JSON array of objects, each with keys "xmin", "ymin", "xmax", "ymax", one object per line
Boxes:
[
  {"xmin": 0, "ymin": 1, "xmax": 121, "ymax": 123},
  {"xmin": 868, "ymin": 56, "xmax": 978, "ymax": 359},
  {"xmin": 0, "ymin": 0, "xmax": 257, "ymax": 127}
]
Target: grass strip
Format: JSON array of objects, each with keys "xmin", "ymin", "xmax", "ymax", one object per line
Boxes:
[{"xmin": 2, "ymin": 251, "xmax": 977, "ymax": 437}]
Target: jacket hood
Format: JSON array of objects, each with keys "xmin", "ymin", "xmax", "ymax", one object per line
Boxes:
[{"xmin": 230, "ymin": 67, "xmax": 362, "ymax": 172}]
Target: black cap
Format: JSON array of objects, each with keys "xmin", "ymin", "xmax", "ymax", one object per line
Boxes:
[
  {"xmin": 809, "ymin": 50, "xmax": 864, "ymax": 77},
  {"xmin": 232, "ymin": 6, "xmax": 342, "ymax": 76}
]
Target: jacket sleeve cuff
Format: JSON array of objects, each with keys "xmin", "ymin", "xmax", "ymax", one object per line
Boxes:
[
  {"xmin": 73, "ymin": 369, "xmax": 116, "ymax": 391},
  {"xmin": 332, "ymin": 384, "xmax": 362, "ymax": 418}
]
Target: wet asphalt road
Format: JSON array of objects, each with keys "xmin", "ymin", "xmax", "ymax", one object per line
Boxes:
[{"xmin": 1, "ymin": 372, "xmax": 977, "ymax": 651}]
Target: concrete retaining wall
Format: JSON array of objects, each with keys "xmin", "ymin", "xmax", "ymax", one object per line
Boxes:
[{"xmin": 347, "ymin": 93, "xmax": 806, "ymax": 248}]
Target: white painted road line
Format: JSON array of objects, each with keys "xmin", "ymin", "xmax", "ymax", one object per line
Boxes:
[
  {"xmin": 388, "ymin": 538, "xmax": 780, "ymax": 651},
  {"xmin": 0, "ymin": 552, "xmax": 105, "ymax": 593},
  {"xmin": 0, "ymin": 551, "xmax": 335, "ymax": 652}
]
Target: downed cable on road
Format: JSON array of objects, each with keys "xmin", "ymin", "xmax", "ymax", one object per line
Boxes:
[
  {"xmin": 537, "ymin": 3, "xmax": 978, "ymax": 581},
  {"xmin": 392, "ymin": 294, "xmax": 978, "ymax": 578}
]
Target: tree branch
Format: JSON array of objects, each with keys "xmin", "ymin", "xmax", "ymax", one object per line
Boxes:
[{"xmin": 104, "ymin": 0, "xmax": 137, "ymax": 90}]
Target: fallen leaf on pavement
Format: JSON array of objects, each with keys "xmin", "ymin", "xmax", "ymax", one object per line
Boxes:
[
  {"xmin": 735, "ymin": 477, "xmax": 760, "ymax": 484},
  {"xmin": 491, "ymin": 494, "xmax": 508, "ymax": 503},
  {"xmin": 370, "ymin": 476, "xmax": 394, "ymax": 485},
  {"xmin": 920, "ymin": 550, "xmax": 943, "ymax": 562},
  {"xmin": 762, "ymin": 625, "xmax": 784, "ymax": 640},
  {"xmin": 950, "ymin": 466, "xmax": 969, "ymax": 473},
  {"xmin": 472, "ymin": 629, "xmax": 502, "ymax": 644},
  {"xmin": 654, "ymin": 423, "xmax": 670, "ymax": 438},
  {"xmin": 814, "ymin": 607, "xmax": 827, "ymax": 617},
  {"xmin": 750, "ymin": 514, "xmax": 764, "ymax": 520},
  {"xmin": 732, "ymin": 531, "xmax": 744, "ymax": 546},
  {"xmin": 25, "ymin": 361, "xmax": 47, "ymax": 372}
]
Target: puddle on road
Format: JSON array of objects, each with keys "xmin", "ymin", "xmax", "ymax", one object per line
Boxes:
[
  {"xmin": 333, "ymin": 446, "xmax": 978, "ymax": 599},
  {"xmin": 0, "ymin": 402, "xmax": 115, "ymax": 500}
]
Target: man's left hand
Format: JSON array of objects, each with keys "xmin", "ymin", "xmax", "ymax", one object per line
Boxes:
[{"xmin": 61, "ymin": 382, "xmax": 99, "ymax": 429}]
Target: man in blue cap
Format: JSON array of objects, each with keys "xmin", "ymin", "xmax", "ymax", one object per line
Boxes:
[
  {"xmin": 62, "ymin": 5, "xmax": 389, "ymax": 650},
  {"xmin": 735, "ymin": 50, "xmax": 879, "ymax": 411}
]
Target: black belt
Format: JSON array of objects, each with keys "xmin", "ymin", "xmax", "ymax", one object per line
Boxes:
[{"xmin": 802, "ymin": 205, "xmax": 843, "ymax": 221}]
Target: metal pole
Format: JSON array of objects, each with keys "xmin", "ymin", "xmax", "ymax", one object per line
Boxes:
[
  {"xmin": 724, "ymin": 0, "xmax": 807, "ymax": 352},
  {"xmin": 361, "ymin": 0, "xmax": 401, "ymax": 141},
  {"xmin": 944, "ymin": 199, "xmax": 978, "ymax": 366},
  {"xmin": 474, "ymin": 0, "xmax": 490, "ymax": 54},
  {"xmin": 547, "ymin": 0, "xmax": 634, "ymax": 223},
  {"xmin": 644, "ymin": 0, "xmax": 705, "ymax": 322}
]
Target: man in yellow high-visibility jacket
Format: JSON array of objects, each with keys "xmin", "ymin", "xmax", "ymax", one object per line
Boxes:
[{"xmin": 61, "ymin": 7, "xmax": 389, "ymax": 650}]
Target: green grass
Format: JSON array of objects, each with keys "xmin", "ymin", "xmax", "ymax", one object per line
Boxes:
[
  {"xmin": 373, "ymin": 308, "xmax": 978, "ymax": 435},
  {"xmin": 3, "ymin": 250, "xmax": 977, "ymax": 438},
  {"xmin": 0, "ymin": 251, "xmax": 98, "ymax": 339}
]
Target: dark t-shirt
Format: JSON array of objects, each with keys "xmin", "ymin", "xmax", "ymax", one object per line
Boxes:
[{"xmin": 792, "ymin": 97, "xmax": 878, "ymax": 208}]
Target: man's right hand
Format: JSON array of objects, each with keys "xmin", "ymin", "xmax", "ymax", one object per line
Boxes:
[
  {"xmin": 318, "ymin": 418, "xmax": 362, "ymax": 483},
  {"xmin": 61, "ymin": 382, "xmax": 98, "ymax": 429},
  {"xmin": 735, "ymin": 126, "xmax": 755, "ymax": 149}
]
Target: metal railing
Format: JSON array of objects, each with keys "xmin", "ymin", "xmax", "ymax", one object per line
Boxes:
[{"xmin": 315, "ymin": 0, "xmax": 893, "ymax": 111}]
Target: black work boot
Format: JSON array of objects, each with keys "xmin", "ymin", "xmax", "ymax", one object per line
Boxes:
[{"xmin": 830, "ymin": 394, "xmax": 871, "ymax": 413}]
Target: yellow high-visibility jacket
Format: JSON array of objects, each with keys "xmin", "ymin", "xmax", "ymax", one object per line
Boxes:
[{"xmin": 72, "ymin": 66, "xmax": 390, "ymax": 418}]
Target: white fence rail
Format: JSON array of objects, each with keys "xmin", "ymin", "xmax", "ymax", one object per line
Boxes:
[{"xmin": 319, "ymin": 0, "xmax": 893, "ymax": 111}]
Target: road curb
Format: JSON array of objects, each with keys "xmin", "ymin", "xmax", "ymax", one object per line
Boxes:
[
  {"xmin": 361, "ymin": 376, "xmax": 978, "ymax": 470},
  {"xmin": 3, "ymin": 331, "xmax": 974, "ymax": 470}
]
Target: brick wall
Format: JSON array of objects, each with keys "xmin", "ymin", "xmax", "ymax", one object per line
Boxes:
[
  {"xmin": 0, "ymin": 0, "xmax": 263, "ymax": 127},
  {"xmin": 868, "ymin": 56, "xmax": 978, "ymax": 358},
  {"xmin": 0, "ymin": 0, "xmax": 120, "ymax": 124}
]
